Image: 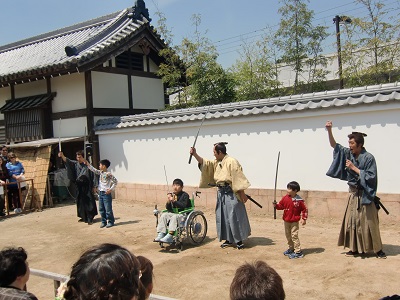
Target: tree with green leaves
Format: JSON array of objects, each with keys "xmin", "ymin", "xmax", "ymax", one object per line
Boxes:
[
  {"xmin": 275, "ymin": 0, "xmax": 328, "ymax": 93},
  {"xmin": 230, "ymin": 31, "xmax": 282, "ymax": 101},
  {"xmin": 180, "ymin": 15, "xmax": 235, "ymax": 106},
  {"xmin": 153, "ymin": 10, "xmax": 188, "ymax": 107},
  {"xmin": 155, "ymin": 13, "xmax": 235, "ymax": 108},
  {"xmin": 341, "ymin": 0, "xmax": 400, "ymax": 86}
]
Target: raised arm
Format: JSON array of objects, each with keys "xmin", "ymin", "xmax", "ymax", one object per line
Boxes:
[
  {"xmin": 325, "ymin": 120, "xmax": 337, "ymax": 148},
  {"xmin": 58, "ymin": 151, "xmax": 67, "ymax": 162}
]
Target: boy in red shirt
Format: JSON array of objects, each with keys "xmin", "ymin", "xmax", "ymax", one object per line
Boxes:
[{"xmin": 274, "ymin": 181, "xmax": 308, "ymax": 259}]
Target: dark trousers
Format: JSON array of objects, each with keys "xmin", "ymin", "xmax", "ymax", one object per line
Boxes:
[
  {"xmin": 7, "ymin": 188, "xmax": 21, "ymax": 209},
  {"xmin": 0, "ymin": 195, "xmax": 5, "ymax": 212}
]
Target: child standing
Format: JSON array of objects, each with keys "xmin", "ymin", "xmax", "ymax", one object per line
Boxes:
[
  {"xmin": 274, "ymin": 181, "xmax": 308, "ymax": 259},
  {"xmin": 85, "ymin": 159, "xmax": 118, "ymax": 228}
]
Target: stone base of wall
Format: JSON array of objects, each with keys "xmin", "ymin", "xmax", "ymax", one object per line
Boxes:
[{"xmin": 115, "ymin": 183, "xmax": 399, "ymax": 224}]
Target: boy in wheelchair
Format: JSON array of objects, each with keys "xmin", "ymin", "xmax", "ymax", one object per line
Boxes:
[{"xmin": 154, "ymin": 178, "xmax": 191, "ymax": 243}]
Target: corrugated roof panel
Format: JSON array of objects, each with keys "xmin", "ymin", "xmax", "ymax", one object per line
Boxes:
[{"xmin": 0, "ymin": 93, "xmax": 54, "ymax": 112}]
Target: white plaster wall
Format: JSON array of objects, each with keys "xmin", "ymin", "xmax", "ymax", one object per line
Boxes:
[
  {"xmin": 279, "ymin": 54, "xmax": 337, "ymax": 87},
  {"xmin": 92, "ymin": 72, "xmax": 129, "ymax": 108},
  {"xmin": 14, "ymin": 80, "xmax": 47, "ymax": 98},
  {"xmin": 51, "ymin": 73, "xmax": 86, "ymax": 112},
  {"xmin": 54, "ymin": 117, "xmax": 87, "ymax": 138},
  {"xmin": 149, "ymin": 59, "xmax": 159, "ymax": 73},
  {"xmin": 97, "ymin": 101, "xmax": 400, "ymax": 194},
  {"xmin": 130, "ymin": 45, "xmax": 141, "ymax": 52},
  {"xmin": 131, "ymin": 76, "xmax": 164, "ymax": 110}
]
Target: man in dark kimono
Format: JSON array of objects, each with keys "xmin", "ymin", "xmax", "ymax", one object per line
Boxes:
[
  {"xmin": 190, "ymin": 142, "xmax": 251, "ymax": 250},
  {"xmin": 325, "ymin": 120, "xmax": 386, "ymax": 258},
  {"xmin": 58, "ymin": 150, "xmax": 97, "ymax": 224}
]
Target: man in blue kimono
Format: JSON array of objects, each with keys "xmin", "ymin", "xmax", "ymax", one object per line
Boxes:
[{"xmin": 325, "ymin": 120, "xmax": 386, "ymax": 258}]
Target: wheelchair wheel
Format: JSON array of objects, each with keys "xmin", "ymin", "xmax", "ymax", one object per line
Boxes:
[{"xmin": 187, "ymin": 212, "xmax": 207, "ymax": 244}]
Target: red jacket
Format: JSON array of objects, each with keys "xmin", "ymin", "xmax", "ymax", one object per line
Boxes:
[{"xmin": 275, "ymin": 194, "xmax": 308, "ymax": 223}]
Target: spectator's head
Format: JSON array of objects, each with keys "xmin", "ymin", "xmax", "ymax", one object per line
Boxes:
[
  {"xmin": 1, "ymin": 146, "xmax": 8, "ymax": 157},
  {"xmin": 63, "ymin": 243, "xmax": 141, "ymax": 300},
  {"xmin": 7, "ymin": 152, "xmax": 17, "ymax": 163},
  {"xmin": 0, "ymin": 247, "xmax": 30, "ymax": 290},
  {"xmin": 99, "ymin": 159, "xmax": 111, "ymax": 169},
  {"xmin": 230, "ymin": 260, "xmax": 285, "ymax": 300},
  {"xmin": 137, "ymin": 256, "xmax": 154, "ymax": 300}
]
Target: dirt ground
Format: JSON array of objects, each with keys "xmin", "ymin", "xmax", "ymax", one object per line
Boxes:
[{"xmin": 1, "ymin": 198, "xmax": 399, "ymax": 300}]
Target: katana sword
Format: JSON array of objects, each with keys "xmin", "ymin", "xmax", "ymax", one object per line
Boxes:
[
  {"xmin": 374, "ymin": 196, "xmax": 390, "ymax": 215},
  {"xmin": 188, "ymin": 106, "xmax": 211, "ymax": 164},
  {"xmin": 245, "ymin": 194, "xmax": 263, "ymax": 209},
  {"xmin": 207, "ymin": 184, "xmax": 262, "ymax": 208},
  {"xmin": 163, "ymin": 165, "xmax": 169, "ymax": 190},
  {"xmin": 273, "ymin": 151, "xmax": 280, "ymax": 219},
  {"xmin": 164, "ymin": 165, "xmax": 173, "ymax": 209}
]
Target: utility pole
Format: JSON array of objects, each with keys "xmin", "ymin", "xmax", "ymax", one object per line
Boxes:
[{"xmin": 333, "ymin": 15, "xmax": 352, "ymax": 89}]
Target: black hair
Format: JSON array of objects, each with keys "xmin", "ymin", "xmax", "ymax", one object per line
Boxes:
[
  {"xmin": 172, "ymin": 178, "xmax": 184, "ymax": 187},
  {"xmin": 99, "ymin": 159, "xmax": 111, "ymax": 168},
  {"xmin": 137, "ymin": 256, "xmax": 154, "ymax": 300},
  {"xmin": 287, "ymin": 181, "xmax": 300, "ymax": 192},
  {"xmin": 63, "ymin": 243, "xmax": 141, "ymax": 300},
  {"xmin": 0, "ymin": 247, "xmax": 28, "ymax": 287},
  {"xmin": 213, "ymin": 142, "xmax": 228, "ymax": 155},
  {"xmin": 347, "ymin": 132, "xmax": 365, "ymax": 147},
  {"xmin": 76, "ymin": 150, "xmax": 84, "ymax": 158}
]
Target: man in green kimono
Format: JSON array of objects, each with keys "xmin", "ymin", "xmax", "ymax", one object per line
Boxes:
[
  {"xmin": 325, "ymin": 121, "xmax": 386, "ymax": 258},
  {"xmin": 190, "ymin": 142, "xmax": 251, "ymax": 250}
]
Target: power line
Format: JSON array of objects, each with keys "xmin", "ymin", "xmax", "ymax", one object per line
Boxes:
[{"xmin": 215, "ymin": 1, "xmax": 399, "ymax": 63}]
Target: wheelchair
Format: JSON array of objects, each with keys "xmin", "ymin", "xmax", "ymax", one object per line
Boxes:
[{"xmin": 153, "ymin": 191, "xmax": 207, "ymax": 251}]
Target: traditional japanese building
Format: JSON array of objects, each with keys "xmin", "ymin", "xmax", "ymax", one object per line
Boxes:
[{"xmin": 0, "ymin": 0, "xmax": 168, "ymax": 205}]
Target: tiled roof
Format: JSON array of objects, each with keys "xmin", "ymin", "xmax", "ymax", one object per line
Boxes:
[
  {"xmin": 0, "ymin": 2, "xmax": 161, "ymax": 85},
  {"xmin": 95, "ymin": 82, "xmax": 400, "ymax": 132},
  {"xmin": 0, "ymin": 93, "xmax": 56, "ymax": 112}
]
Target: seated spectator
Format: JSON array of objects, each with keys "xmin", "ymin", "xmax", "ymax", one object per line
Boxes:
[
  {"xmin": 0, "ymin": 247, "xmax": 38, "ymax": 300},
  {"xmin": 230, "ymin": 260, "xmax": 285, "ymax": 300},
  {"xmin": 63, "ymin": 243, "xmax": 141, "ymax": 300},
  {"xmin": 137, "ymin": 256, "xmax": 154, "ymax": 300}
]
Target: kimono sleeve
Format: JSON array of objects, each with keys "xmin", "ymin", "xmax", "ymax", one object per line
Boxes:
[
  {"xmin": 229, "ymin": 158, "xmax": 250, "ymax": 192},
  {"xmin": 198, "ymin": 158, "xmax": 216, "ymax": 188},
  {"xmin": 326, "ymin": 143, "xmax": 349, "ymax": 181}
]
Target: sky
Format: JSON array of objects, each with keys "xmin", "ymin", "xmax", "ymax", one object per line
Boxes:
[{"xmin": 0, "ymin": 0, "xmax": 399, "ymax": 68}]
